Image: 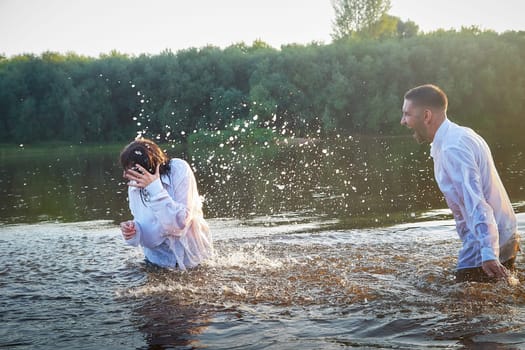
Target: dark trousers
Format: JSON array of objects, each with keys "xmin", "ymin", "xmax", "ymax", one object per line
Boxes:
[{"xmin": 455, "ymin": 258, "xmax": 516, "ymax": 283}]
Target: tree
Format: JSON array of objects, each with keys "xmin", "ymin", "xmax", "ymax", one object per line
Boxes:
[
  {"xmin": 0, "ymin": 30, "xmax": 523, "ymax": 144},
  {"xmin": 331, "ymin": 0, "xmax": 392, "ymax": 40},
  {"xmin": 396, "ymin": 18, "xmax": 419, "ymax": 38}
]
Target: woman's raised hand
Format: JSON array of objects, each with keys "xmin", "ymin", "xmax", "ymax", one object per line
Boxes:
[{"xmin": 124, "ymin": 163, "xmax": 160, "ymax": 188}]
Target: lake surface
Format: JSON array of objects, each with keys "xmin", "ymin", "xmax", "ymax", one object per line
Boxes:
[{"xmin": 1, "ymin": 133, "xmax": 525, "ymax": 349}]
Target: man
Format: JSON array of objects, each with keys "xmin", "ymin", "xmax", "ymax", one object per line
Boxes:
[{"xmin": 400, "ymin": 84, "xmax": 520, "ymax": 282}]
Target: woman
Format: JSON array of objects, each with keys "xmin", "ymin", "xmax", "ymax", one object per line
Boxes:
[{"xmin": 119, "ymin": 138, "xmax": 213, "ymax": 270}]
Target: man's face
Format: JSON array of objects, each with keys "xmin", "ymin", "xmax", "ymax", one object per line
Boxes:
[{"xmin": 400, "ymin": 99, "xmax": 429, "ymax": 144}]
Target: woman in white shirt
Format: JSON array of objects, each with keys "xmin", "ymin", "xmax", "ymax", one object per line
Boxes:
[{"xmin": 119, "ymin": 138, "xmax": 213, "ymax": 269}]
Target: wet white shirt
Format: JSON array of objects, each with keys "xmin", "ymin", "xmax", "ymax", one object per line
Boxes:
[
  {"xmin": 124, "ymin": 158, "xmax": 213, "ymax": 270},
  {"xmin": 430, "ymin": 119, "xmax": 519, "ymax": 269}
]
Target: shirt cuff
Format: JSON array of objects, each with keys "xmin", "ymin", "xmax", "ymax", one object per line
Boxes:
[
  {"xmin": 145, "ymin": 178, "xmax": 164, "ymax": 197},
  {"xmin": 124, "ymin": 232, "xmax": 140, "ymax": 246},
  {"xmin": 481, "ymin": 247, "xmax": 497, "ymax": 262},
  {"xmin": 124, "ymin": 220, "xmax": 142, "ymax": 246}
]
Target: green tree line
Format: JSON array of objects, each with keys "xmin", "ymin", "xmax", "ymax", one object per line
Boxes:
[{"xmin": 0, "ymin": 28, "xmax": 524, "ymax": 144}]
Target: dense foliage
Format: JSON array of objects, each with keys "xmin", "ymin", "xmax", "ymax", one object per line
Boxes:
[{"xmin": 0, "ymin": 29, "xmax": 524, "ymax": 144}]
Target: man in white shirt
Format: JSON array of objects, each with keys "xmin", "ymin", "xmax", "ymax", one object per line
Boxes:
[{"xmin": 400, "ymin": 84, "xmax": 520, "ymax": 282}]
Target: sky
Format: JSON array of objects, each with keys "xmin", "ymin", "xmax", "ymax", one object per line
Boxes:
[{"xmin": 1, "ymin": 0, "xmax": 524, "ymax": 57}]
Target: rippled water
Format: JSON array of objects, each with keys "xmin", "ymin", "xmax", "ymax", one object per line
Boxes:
[
  {"xmin": 1, "ymin": 135, "xmax": 524, "ymax": 349},
  {"xmin": 1, "ymin": 214, "xmax": 525, "ymax": 349}
]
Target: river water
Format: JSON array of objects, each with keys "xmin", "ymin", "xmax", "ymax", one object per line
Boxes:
[{"xmin": 1, "ymin": 133, "xmax": 524, "ymax": 349}]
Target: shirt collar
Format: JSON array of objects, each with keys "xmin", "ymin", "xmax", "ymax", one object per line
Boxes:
[{"xmin": 430, "ymin": 118, "xmax": 451, "ymax": 158}]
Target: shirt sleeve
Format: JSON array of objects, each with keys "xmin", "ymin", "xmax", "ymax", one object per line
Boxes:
[
  {"xmin": 443, "ymin": 195, "xmax": 468, "ymax": 238},
  {"xmin": 441, "ymin": 146, "xmax": 499, "ymax": 262},
  {"xmin": 142, "ymin": 160, "xmax": 195, "ymax": 238}
]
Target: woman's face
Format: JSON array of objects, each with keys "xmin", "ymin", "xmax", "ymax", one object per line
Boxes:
[
  {"xmin": 121, "ymin": 140, "xmax": 164, "ymax": 175},
  {"xmin": 129, "ymin": 148, "xmax": 155, "ymax": 173}
]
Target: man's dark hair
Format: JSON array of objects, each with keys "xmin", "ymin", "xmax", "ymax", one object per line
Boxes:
[{"xmin": 404, "ymin": 84, "xmax": 448, "ymax": 111}]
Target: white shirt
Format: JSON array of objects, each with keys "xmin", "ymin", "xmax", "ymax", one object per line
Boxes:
[
  {"xmin": 430, "ymin": 118, "xmax": 519, "ymax": 269},
  {"xmin": 124, "ymin": 158, "xmax": 213, "ymax": 270}
]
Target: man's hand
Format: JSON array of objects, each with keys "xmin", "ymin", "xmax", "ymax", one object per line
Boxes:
[{"xmin": 482, "ymin": 259, "xmax": 509, "ymax": 279}]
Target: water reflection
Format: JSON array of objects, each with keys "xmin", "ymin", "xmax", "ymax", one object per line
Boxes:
[
  {"xmin": 1, "ymin": 131, "xmax": 524, "ymax": 349},
  {"xmin": 0, "ymin": 145, "xmax": 127, "ymax": 223},
  {"xmin": 0, "ymin": 133, "xmax": 523, "ymax": 228},
  {"xmin": 129, "ymin": 267, "xmax": 214, "ymax": 349}
]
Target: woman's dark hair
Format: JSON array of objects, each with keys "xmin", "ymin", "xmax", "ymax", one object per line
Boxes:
[{"xmin": 120, "ymin": 138, "xmax": 170, "ymax": 175}]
